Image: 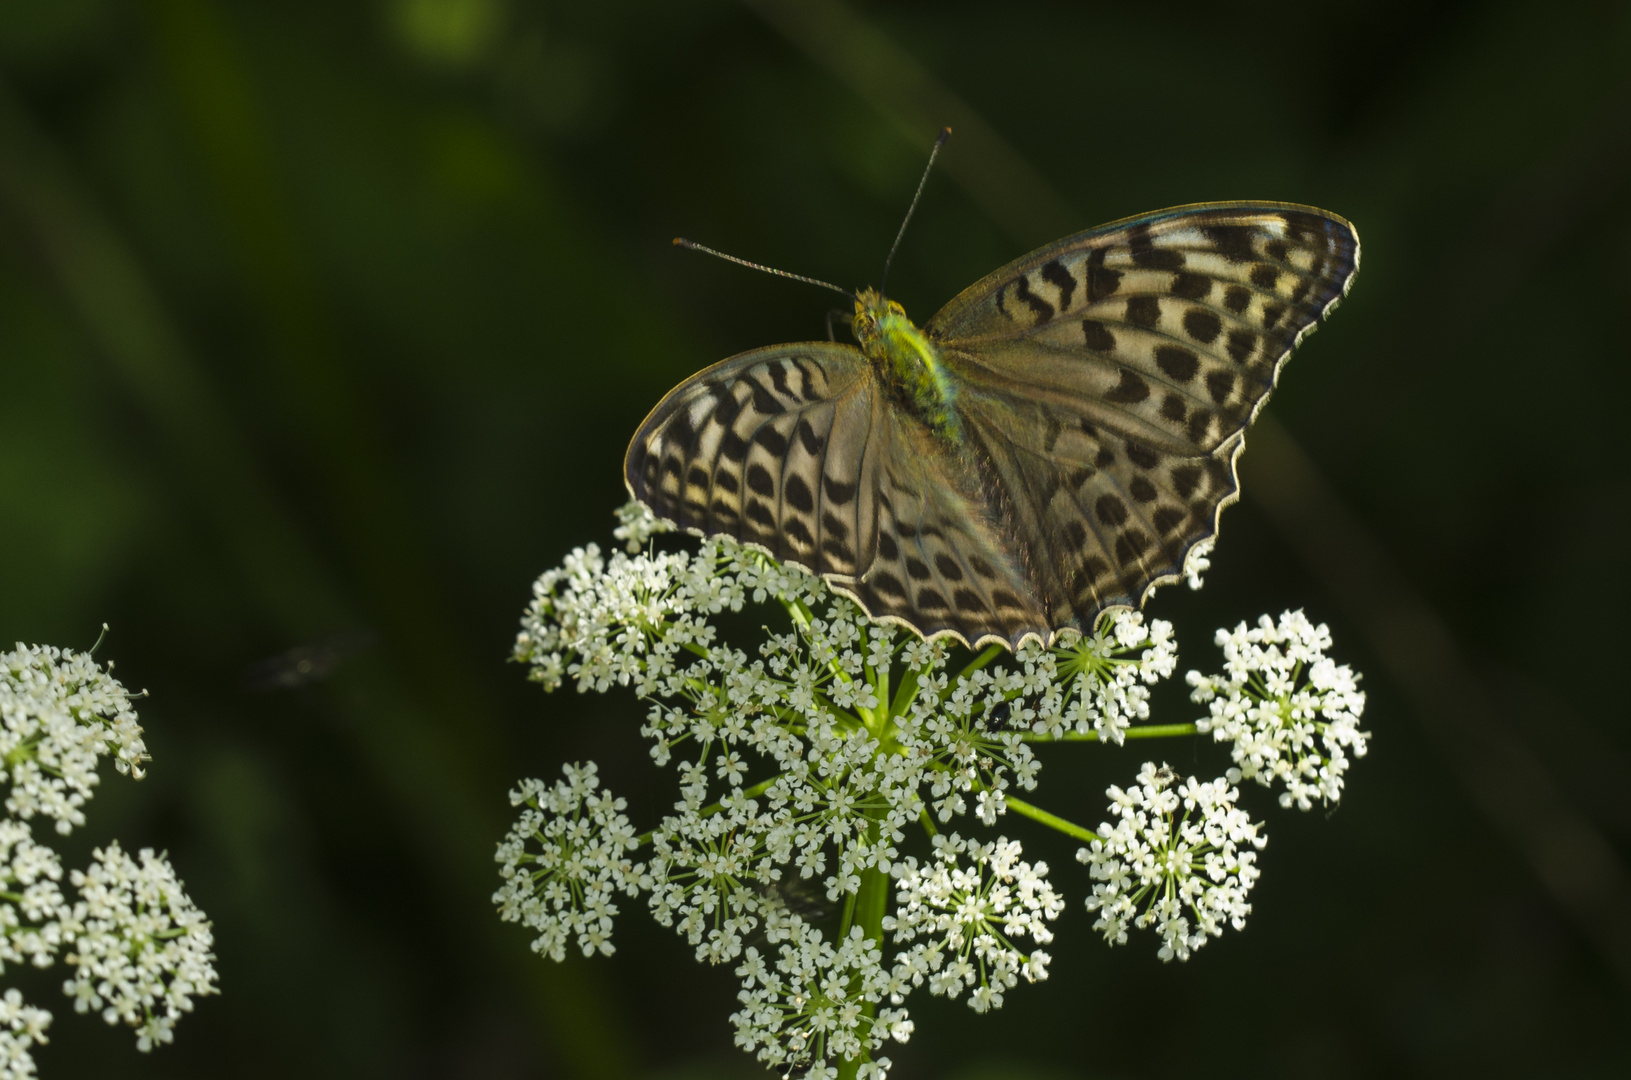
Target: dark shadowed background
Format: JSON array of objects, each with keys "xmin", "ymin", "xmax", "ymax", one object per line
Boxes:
[{"xmin": 2, "ymin": 1, "xmax": 1628, "ymax": 1077}]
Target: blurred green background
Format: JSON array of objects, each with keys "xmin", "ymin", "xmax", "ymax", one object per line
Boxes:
[{"xmin": 2, "ymin": 0, "xmax": 1628, "ymax": 1076}]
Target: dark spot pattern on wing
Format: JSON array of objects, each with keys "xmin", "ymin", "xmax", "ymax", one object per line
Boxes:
[
  {"xmin": 1082, "ymin": 319, "xmax": 1116, "ymax": 352},
  {"xmin": 1086, "ymin": 248, "xmax": 1122, "ymax": 302},
  {"xmin": 1155, "ymin": 345, "xmax": 1200, "ymax": 383},
  {"xmin": 1011, "ymin": 276, "xmax": 1054, "ymax": 321},
  {"xmin": 1040, "ymin": 259, "xmax": 1077, "ymax": 312},
  {"xmin": 1106, "ymin": 369, "xmax": 1151, "ymax": 403}
]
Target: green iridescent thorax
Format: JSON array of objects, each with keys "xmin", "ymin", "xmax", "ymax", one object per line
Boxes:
[{"xmin": 852, "ymin": 288, "xmax": 961, "ymax": 441}]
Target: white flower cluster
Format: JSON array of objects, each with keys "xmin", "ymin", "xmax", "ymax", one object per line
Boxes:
[
  {"xmin": 0, "ymin": 819, "xmax": 65, "ymax": 973},
  {"xmin": 0, "ymin": 988, "xmax": 51, "ymax": 1080},
  {"xmin": 60, "ymin": 842, "xmax": 218, "ymax": 1051},
  {"xmin": 732, "ymin": 919, "xmax": 909, "ymax": 1079},
  {"xmin": 493, "ymin": 763, "xmax": 647, "ymax": 961},
  {"xmin": 612, "ymin": 498, "xmax": 674, "ymax": 552},
  {"xmin": 0, "ymin": 643, "xmax": 149, "ymax": 835},
  {"xmin": 1183, "ymin": 537, "xmax": 1214, "ymax": 591},
  {"xmin": 648, "ymin": 792, "xmax": 785, "ymax": 964},
  {"xmin": 502, "ymin": 503, "xmax": 1368, "ymax": 1076},
  {"xmin": 1078, "ymin": 762, "xmax": 1264, "ymax": 962},
  {"xmin": 1037, "ymin": 612, "xmax": 1177, "ymax": 745},
  {"xmin": 885, "ymin": 834, "xmax": 1062, "ymax": 1012},
  {"xmin": 1186, "ymin": 610, "xmax": 1369, "ymax": 810},
  {"xmin": 0, "ymin": 642, "xmax": 217, "ymax": 1075}
]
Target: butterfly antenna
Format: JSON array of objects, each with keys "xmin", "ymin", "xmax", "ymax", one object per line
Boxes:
[
  {"xmin": 673, "ymin": 238, "xmax": 853, "ymax": 300},
  {"xmin": 880, "ymin": 126, "xmax": 952, "ymax": 294}
]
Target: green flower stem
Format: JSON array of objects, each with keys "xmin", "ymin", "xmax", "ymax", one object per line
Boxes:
[
  {"xmin": 1019, "ymin": 722, "xmax": 1199, "ymax": 743},
  {"xmin": 839, "ymin": 808, "xmax": 889, "ymax": 1080},
  {"xmin": 889, "ymin": 665, "xmax": 922, "ymax": 718},
  {"xmin": 1002, "ymin": 793, "xmax": 1101, "ymax": 843},
  {"xmin": 837, "ymin": 882, "xmax": 860, "ymax": 938},
  {"xmin": 870, "ymin": 653, "xmax": 889, "ymax": 733},
  {"xmin": 844, "ymin": 634, "xmax": 895, "ymax": 1076}
]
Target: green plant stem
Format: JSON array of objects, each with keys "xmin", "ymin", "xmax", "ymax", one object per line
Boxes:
[
  {"xmin": 889, "ymin": 666, "xmax": 921, "ymax": 717},
  {"xmin": 837, "ymin": 884, "xmax": 860, "ymax": 938},
  {"xmin": 1003, "ymin": 793, "xmax": 1101, "ymax": 842},
  {"xmin": 1019, "ymin": 722, "xmax": 1199, "ymax": 743},
  {"xmin": 839, "ymin": 809, "xmax": 889, "ymax": 1080}
]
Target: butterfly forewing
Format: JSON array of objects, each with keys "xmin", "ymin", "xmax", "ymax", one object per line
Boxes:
[
  {"xmin": 628, "ymin": 344, "xmax": 878, "ymax": 573},
  {"xmin": 928, "ymin": 205, "xmax": 1357, "ymax": 460}
]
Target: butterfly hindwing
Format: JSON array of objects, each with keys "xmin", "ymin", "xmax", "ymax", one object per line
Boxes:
[
  {"xmin": 953, "ymin": 388, "xmax": 1234, "ymax": 630},
  {"xmin": 845, "ymin": 418, "xmax": 1046, "ymax": 646}
]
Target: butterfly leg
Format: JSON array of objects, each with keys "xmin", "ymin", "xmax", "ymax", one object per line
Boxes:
[{"xmin": 825, "ymin": 308, "xmax": 851, "ymax": 343}]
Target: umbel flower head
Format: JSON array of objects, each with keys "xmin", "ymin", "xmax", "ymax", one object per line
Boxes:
[
  {"xmin": 499, "ymin": 503, "xmax": 1370, "ymax": 1077},
  {"xmin": 0, "ymin": 988, "xmax": 51, "ymax": 1078},
  {"xmin": 493, "ymin": 763, "xmax": 647, "ymax": 961},
  {"xmin": 732, "ymin": 920, "xmax": 908, "ymax": 1080},
  {"xmin": 0, "ymin": 642, "xmax": 149, "ymax": 835},
  {"xmin": 885, "ymin": 833, "xmax": 1063, "ymax": 1012},
  {"xmin": 1078, "ymin": 762, "xmax": 1263, "ymax": 962},
  {"xmin": 60, "ymin": 842, "xmax": 218, "ymax": 1052},
  {"xmin": 1186, "ymin": 611, "xmax": 1370, "ymax": 809},
  {"xmin": 0, "ymin": 641, "xmax": 218, "ymax": 1076}
]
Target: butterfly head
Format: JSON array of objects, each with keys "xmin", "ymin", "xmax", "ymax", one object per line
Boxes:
[{"xmin": 851, "ymin": 287, "xmax": 907, "ymax": 351}]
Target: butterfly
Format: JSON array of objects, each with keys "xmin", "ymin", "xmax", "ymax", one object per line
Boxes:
[{"xmin": 626, "ymin": 190, "xmax": 1358, "ymax": 651}]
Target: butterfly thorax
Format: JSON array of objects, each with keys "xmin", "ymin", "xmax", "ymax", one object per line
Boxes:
[{"xmin": 853, "ymin": 288, "xmax": 962, "ymax": 441}]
